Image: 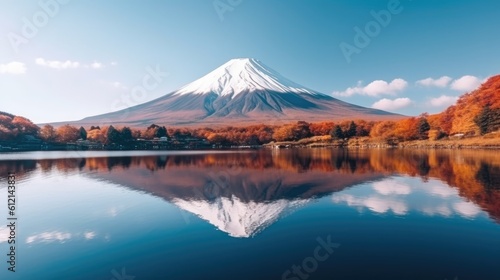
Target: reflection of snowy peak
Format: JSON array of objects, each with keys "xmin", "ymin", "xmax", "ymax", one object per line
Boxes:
[{"xmin": 173, "ymin": 196, "xmax": 309, "ymax": 238}]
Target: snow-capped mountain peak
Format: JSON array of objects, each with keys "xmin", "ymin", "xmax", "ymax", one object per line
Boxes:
[{"xmin": 174, "ymin": 58, "xmax": 318, "ymax": 98}]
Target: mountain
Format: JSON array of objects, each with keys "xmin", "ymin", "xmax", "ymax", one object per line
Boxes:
[{"xmin": 70, "ymin": 58, "xmax": 401, "ymax": 127}]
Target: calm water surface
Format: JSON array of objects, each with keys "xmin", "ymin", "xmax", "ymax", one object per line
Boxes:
[{"xmin": 0, "ymin": 149, "xmax": 499, "ymax": 280}]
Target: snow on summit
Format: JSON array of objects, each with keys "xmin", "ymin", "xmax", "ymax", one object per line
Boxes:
[{"xmin": 175, "ymin": 58, "xmax": 318, "ymax": 97}]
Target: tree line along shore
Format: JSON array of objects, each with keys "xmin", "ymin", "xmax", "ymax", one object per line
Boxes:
[{"xmin": 1, "ymin": 75, "xmax": 499, "ymax": 151}]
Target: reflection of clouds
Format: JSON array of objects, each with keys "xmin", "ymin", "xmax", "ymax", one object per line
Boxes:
[
  {"xmin": 421, "ymin": 205, "xmax": 452, "ymax": 217},
  {"xmin": 84, "ymin": 231, "xmax": 96, "ymax": 240},
  {"xmin": 453, "ymin": 201, "xmax": 481, "ymax": 218},
  {"xmin": 332, "ymin": 177, "xmax": 485, "ymax": 219},
  {"xmin": 0, "ymin": 227, "xmax": 9, "ymax": 243},
  {"xmin": 332, "ymin": 194, "xmax": 408, "ymax": 215},
  {"xmin": 26, "ymin": 231, "xmax": 72, "ymax": 244},
  {"xmin": 428, "ymin": 184, "xmax": 457, "ymax": 198},
  {"xmin": 108, "ymin": 207, "xmax": 119, "ymax": 217},
  {"xmin": 372, "ymin": 180, "xmax": 411, "ymax": 195},
  {"xmin": 364, "ymin": 197, "xmax": 408, "ymax": 215},
  {"xmin": 25, "ymin": 231, "xmax": 99, "ymax": 244}
]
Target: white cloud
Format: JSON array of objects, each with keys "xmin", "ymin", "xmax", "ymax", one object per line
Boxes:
[
  {"xmin": 89, "ymin": 62, "xmax": 103, "ymax": 69},
  {"xmin": 450, "ymin": 75, "xmax": 482, "ymax": 92},
  {"xmin": 333, "ymin": 78, "xmax": 408, "ymax": 97},
  {"xmin": 372, "ymin": 97, "xmax": 412, "ymax": 111},
  {"xmin": 26, "ymin": 231, "xmax": 72, "ymax": 244},
  {"xmin": 372, "ymin": 180, "xmax": 411, "ymax": 195},
  {"xmin": 416, "ymin": 76, "xmax": 452, "ymax": 88},
  {"xmin": 429, "ymin": 95, "xmax": 458, "ymax": 107},
  {"xmin": 36, "ymin": 58, "xmax": 80, "ymax": 69},
  {"xmin": 0, "ymin": 61, "xmax": 26, "ymax": 74}
]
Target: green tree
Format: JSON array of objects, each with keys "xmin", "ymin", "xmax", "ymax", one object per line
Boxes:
[
  {"xmin": 417, "ymin": 117, "xmax": 431, "ymax": 140},
  {"xmin": 121, "ymin": 127, "xmax": 133, "ymax": 142},
  {"xmin": 330, "ymin": 125, "xmax": 344, "ymax": 140},
  {"xmin": 78, "ymin": 126, "xmax": 87, "ymax": 140},
  {"xmin": 106, "ymin": 125, "xmax": 121, "ymax": 144},
  {"xmin": 474, "ymin": 106, "xmax": 500, "ymax": 135},
  {"xmin": 346, "ymin": 121, "xmax": 357, "ymax": 138},
  {"xmin": 155, "ymin": 126, "xmax": 168, "ymax": 138}
]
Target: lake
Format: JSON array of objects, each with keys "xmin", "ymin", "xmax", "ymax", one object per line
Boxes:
[{"xmin": 0, "ymin": 148, "xmax": 499, "ymax": 280}]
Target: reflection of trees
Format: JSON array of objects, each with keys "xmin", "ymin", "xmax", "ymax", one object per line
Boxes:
[
  {"xmin": 1, "ymin": 149, "xmax": 499, "ymax": 222},
  {"xmin": 476, "ymin": 162, "xmax": 500, "ymax": 191},
  {"xmin": 0, "ymin": 160, "xmax": 37, "ymax": 180}
]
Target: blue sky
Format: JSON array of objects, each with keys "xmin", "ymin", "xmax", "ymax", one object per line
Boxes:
[{"xmin": 1, "ymin": 0, "xmax": 499, "ymax": 123}]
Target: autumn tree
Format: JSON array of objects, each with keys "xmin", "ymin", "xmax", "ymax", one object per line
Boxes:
[
  {"xmin": 39, "ymin": 124, "xmax": 57, "ymax": 142},
  {"xmin": 56, "ymin": 125, "xmax": 80, "ymax": 143},
  {"xmin": 87, "ymin": 128, "xmax": 106, "ymax": 143},
  {"xmin": 273, "ymin": 125, "xmax": 295, "ymax": 142},
  {"xmin": 206, "ymin": 133, "xmax": 227, "ymax": 144},
  {"xmin": 11, "ymin": 116, "xmax": 39, "ymax": 135},
  {"xmin": 309, "ymin": 122, "xmax": 335, "ymax": 136},
  {"xmin": 370, "ymin": 121, "xmax": 396, "ymax": 141}
]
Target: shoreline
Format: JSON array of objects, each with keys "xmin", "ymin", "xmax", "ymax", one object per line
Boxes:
[{"xmin": 263, "ymin": 135, "xmax": 500, "ymax": 150}]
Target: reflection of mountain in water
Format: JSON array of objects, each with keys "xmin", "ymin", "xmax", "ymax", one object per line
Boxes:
[
  {"xmin": 86, "ymin": 152, "xmax": 383, "ymax": 237},
  {"xmin": 173, "ymin": 196, "xmax": 309, "ymax": 237},
  {"xmin": 1, "ymin": 149, "xmax": 500, "ymax": 235}
]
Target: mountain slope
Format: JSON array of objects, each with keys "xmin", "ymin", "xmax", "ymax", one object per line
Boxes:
[{"xmin": 72, "ymin": 58, "xmax": 402, "ymax": 127}]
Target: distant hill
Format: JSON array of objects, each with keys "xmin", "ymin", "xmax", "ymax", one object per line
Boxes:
[{"xmin": 431, "ymin": 75, "xmax": 500, "ymax": 135}]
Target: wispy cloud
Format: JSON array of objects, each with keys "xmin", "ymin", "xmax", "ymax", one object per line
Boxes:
[
  {"xmin": 333, "ymin": 78, "xmax": 408, "ymax": 97},
  {"xmin": 372, "ymin": 97, "xmax": 412, "ymax": 111},
  {"xmin": 36, "ymin": 58, "xmax": 80, "ymax": 69},
  {"xmin": 416, "ymin": 76, "xmax": 452, "ymax": 88},
  {"xmin": 89, "ymin": 61, "xmax": 103, "ymax": 69},
  {"xmin": 429, "ymin": 95, "xmax": 458, "ymax": 107},
  {"xmin": 0, "ymin": 61, "xmax": 26, "ymax": 74},
  {"xmin": 35, "ymin": 58, "xmax": 108, "ymax": 70}
]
